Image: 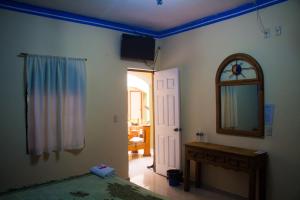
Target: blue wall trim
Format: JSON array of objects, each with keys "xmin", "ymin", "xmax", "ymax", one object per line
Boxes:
[
  {"xmin": 0, "ymin": 0, "xmax": 159, "ymax": 37},
  {"xmin": 0, "ymin": 0, "xmax": 287, "ymax": 39},
  {"xmin": 157, "ymin": 0, "xmax": 288, "ymax": 38}
]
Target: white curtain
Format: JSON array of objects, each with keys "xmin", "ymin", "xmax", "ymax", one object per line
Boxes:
[
  {"xmin": 26, "ymin": 55, "xmax": 86, "ymax": 155},
  {"xmin": 221, "ymin": 86, "xmax": 238, "ymax": 129}
]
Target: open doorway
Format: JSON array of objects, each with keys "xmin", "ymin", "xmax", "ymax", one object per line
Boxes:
[{"xmin": 127, "ymin": 69, "xmax": 154, "ymax": 180}]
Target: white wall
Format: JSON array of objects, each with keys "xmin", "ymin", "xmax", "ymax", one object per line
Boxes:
[
  {"xmin": 160, "ymin": 1, "xmax": 300, "ymax": 199},
  {"xmin": 0, "ymin": 9, "xmax": 154, "ymax": 192}
]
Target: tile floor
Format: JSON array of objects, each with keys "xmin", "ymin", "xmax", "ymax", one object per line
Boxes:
[{"xmin": 128, "ymin": 150, "xmax": 241, "ymax": 200}]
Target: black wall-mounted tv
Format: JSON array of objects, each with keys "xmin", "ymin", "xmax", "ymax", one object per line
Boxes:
[{"xmin": 121, "ymin": 34, "xmax": 155, "ymax": 61}]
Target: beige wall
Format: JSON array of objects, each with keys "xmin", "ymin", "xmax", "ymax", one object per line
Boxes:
[
  {"xmin": 0, "ymin": 9, "xmax": 152, "ymax": 192},
  {"xmin": 159, "ymin": 1, "xmax": 300, "ymax": 199}
]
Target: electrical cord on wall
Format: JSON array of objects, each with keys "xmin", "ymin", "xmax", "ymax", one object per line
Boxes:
[
  {"xmin": 255, "ymin": 0, "xmax": 269, "ymax": 37},
  {"xmin": 144, "ymin": 46, "xmax": 161, "ymax": 71}
]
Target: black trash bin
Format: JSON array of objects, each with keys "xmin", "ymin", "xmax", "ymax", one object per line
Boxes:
[{"xmin": 167, "ymin": 169, "xmax": 181, "ymax": 186}]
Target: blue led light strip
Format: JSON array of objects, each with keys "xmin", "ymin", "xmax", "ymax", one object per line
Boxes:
[{"xmin": 0, "ymin": 0, "xmax": 287, "ymax": 39}]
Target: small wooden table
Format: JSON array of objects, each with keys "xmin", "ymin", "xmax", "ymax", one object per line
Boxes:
[{"xmin": 184, "ymin": 142, "xmax": 267, "ymax": 200}]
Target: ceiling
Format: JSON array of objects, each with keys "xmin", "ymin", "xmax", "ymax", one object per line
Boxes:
[
  {"xmin": 12, "ymin": 0, "xmax": 253, "ymax": 31},
  {"xmin": 0, "ymin": 0, "xmax": 286, "ymax": 38}
]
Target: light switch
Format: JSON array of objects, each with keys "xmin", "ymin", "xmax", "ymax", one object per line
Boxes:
[{"xmin": 113, "ymin": 114, "xmax": 118, "ymax": 123}]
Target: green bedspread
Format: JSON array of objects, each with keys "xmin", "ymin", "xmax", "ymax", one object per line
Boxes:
[{"xmin": 0, "ymin": 174, "xmax": 168, "ymax": 200}]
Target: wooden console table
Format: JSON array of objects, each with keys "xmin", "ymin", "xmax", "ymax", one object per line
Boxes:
[{"xmin": 184, "ymin": 142, "xmax": 267, "ymax": 200}]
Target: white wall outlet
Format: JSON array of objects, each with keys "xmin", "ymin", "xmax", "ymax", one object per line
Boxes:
[
  {"xmin": 264, "ymin": 28, "xmax": 271, "ymax": 39},
  {"xmin": 275, "ymin": 26, "xmax": 282, "ymax": 36}
]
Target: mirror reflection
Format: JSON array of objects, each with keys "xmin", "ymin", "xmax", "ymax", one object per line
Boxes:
[
  {"xmin": 220, "ymin": 61, "xmax": 257, "ymax": 81},
  {"xmin": 221, "ymin": 85, "xmax": 259, "ymax": 131}
]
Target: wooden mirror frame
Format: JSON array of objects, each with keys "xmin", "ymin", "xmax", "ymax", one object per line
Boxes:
[{"xmin": 215, "ymin": 53, "xmax": 264, "ymax": 137}]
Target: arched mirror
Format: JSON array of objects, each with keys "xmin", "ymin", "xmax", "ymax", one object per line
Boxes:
[{"xmin": 216, "ymin": 53, "xmax": 264, "ymax": 137}]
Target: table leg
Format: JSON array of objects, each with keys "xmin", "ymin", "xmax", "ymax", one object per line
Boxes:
[
  {"xmin": 184, "ymin": 159, "xmax": 190, "ymax": 192},
  {"xmin": 259, "ymin": 165, "xmax": 266, "ymax": 200},
  {"xmin": 249, "ymin": 170, "xmax": 256, "ymax": 200},
  {"xmin": 143, "ymin": 126, "xmax": 151, "ymax": 156},
  {"xmin": 195, "ymin": 162, "xmax": 202, "ymax": 188}
]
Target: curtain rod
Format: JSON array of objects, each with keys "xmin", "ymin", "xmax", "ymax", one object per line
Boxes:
[{"xmin": 18, "ymin": 53, "xmax": 87, "ymax": 61}]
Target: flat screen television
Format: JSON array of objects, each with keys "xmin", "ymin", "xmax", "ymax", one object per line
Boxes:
[{"xmin": 121, "ymin": 34, "xmax": 155, "ymax": 61}]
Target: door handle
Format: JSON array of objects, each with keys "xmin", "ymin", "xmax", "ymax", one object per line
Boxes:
[{"xmin": 174, "ymin": 128, "xmax": 182, "ymax": 132}]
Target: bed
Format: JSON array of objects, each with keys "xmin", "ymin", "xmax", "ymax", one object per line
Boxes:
[{"xmin": 0, "ymin": 174, "xmax": 167, "ymax": 200}]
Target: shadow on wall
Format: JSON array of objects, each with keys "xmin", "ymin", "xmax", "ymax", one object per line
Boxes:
[{"xmin": 30, "ymin": 149, "xmax": 83, "ymax": 165}]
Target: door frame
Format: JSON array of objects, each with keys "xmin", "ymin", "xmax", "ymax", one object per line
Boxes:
[{"xmin": 127, "ymin": 68, "xmax": 156, "ymax": 172}]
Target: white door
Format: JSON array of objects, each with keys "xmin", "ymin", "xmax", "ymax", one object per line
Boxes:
[{"xmin": 154, "ymin": 68, "xmax": 181, "ymax": 176}]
